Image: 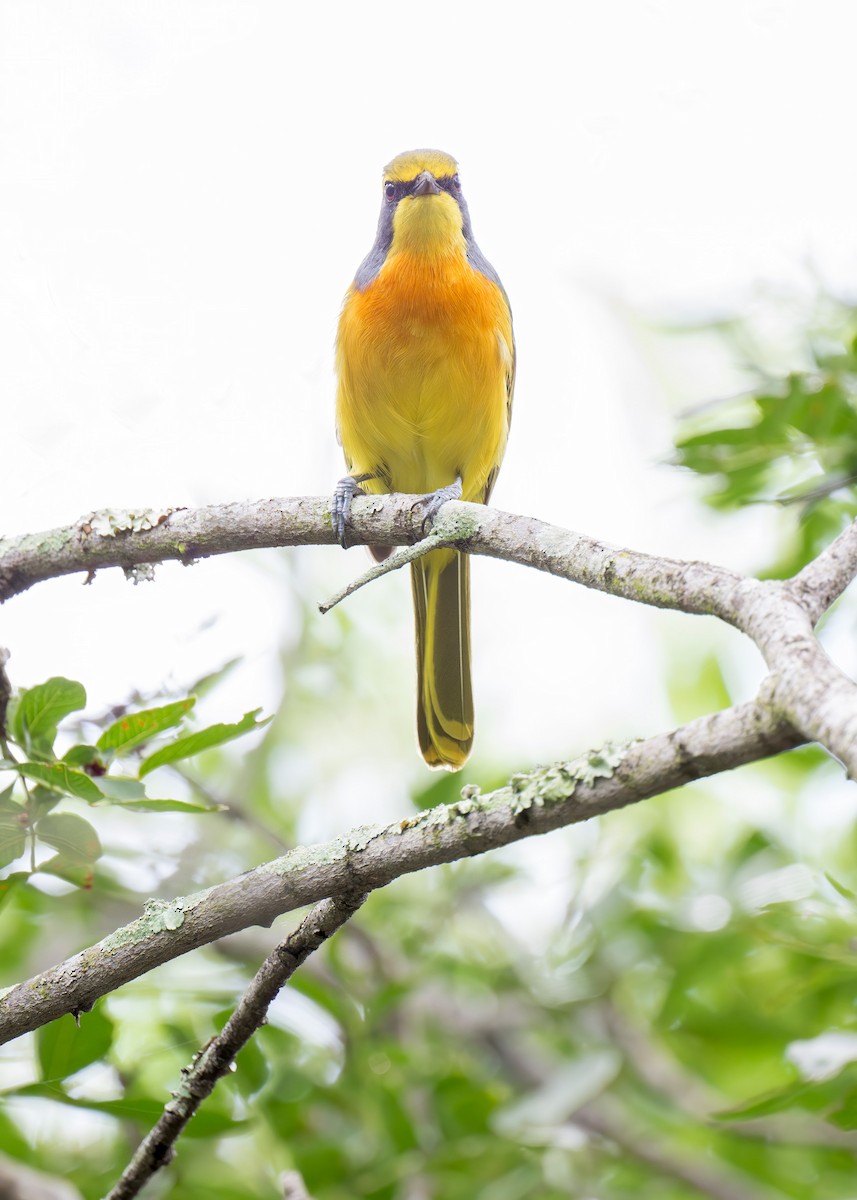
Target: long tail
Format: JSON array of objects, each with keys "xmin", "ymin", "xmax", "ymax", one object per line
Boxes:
[{"xmin": 411, "ymin": 549, "xmax": 473, "ymax": 770}]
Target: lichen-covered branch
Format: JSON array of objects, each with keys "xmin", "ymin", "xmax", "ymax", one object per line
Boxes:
[
  {"xmin": 0, "ymin": 699, "xmax": 800, "ymax": 1047},
  {"xmin": 104, "ymin": 893, "xmax": 366, "ymax": 1200},
  {"xmin": 0, "ymin": 495, "xmax": 758, "ymax": 619},
  {"xmin": 6, "ymin": 496, "xmax": 857, "ymax": 768}
]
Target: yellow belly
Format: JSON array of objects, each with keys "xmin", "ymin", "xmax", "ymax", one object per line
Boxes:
[{"xmin": 335, "ymin": 248, "xmax": 512, "ymax": 502}]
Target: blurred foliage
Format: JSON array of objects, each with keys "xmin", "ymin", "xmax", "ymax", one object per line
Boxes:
[
  {"xmin": 3, "ymin": 293, "xmax": 857, "ymax": 1197},
  {"xmin": 673, "ymin": 292, "xmax": 857, "ymax": 576}
]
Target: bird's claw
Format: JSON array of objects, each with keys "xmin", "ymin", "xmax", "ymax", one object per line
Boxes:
[
  {"xmin": 332, "ymin": 476, "xmax": 366, "ymax": 548},
  {"xmin": 418, "ymin": 478, "xmax": 463, "ymax": 535}
]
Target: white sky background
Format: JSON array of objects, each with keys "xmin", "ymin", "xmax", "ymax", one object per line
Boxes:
[{"xmin": 2, "ymin": 0, "xmax": 857, "ymax": 824}]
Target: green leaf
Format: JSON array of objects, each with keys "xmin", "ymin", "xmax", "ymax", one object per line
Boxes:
[
  {"xmin": 0, "ymin": 808, "xmax": 27, "ymax": 868},
  {"xmin": 25, "ymin": 1089, "xmax": 240, "ymax": 1132},
  {"xmin": 0, "ymin": 1107, "xmax": 29, "ymax": 1158},
  {"xmin": 0, "ymin": 781, "xmax": 19, "ymax": 811},
  {"xmin": 830, "ymin": 1089, "xmax": 857, "ymax": 1130},
  {"xmin": 0, "ymin": 870, "xmax": 30, "ymax": 909},
  {"xmin": 8, "ymin": 1083, "xmax": 243, "ymax": 1137},
  {"xmin": 37, "ymin": 1006, "xmax": 114, "ymax": 1082},
  {"xmin": 96, "ymin": 698, "xmax": 196, "ymax": 759},
  {"xmin": 716, "ymin": 1081, "xmax": 816, "ymax": 1122},
  {"xmin": 38, "ymin": 854, "xmax": 95, "ymax": 889},
  {"xmin": 37, "ymin": 812, "xmax": 102, "ymax": 863},
  {"xmin": 26, "ymin": 784, "xmax": 63, "ymax": 820},
  {"xmin": 107, "ymin": 796, "xmax": 223, "ymax": 814},
  {"xmin": 10, "ymin": 677, "xmax": 87, "ymax": 759},
  {"xmin": 138, "ymin": 709, "xmax": 271, "ymax": 777},
  {"xmin": 62, "ymin": 743, "xmax": 105, "ymax": 770},
  {"xmin": 92, "ymin": 776, "xmax": 147, "ymax": 802},
  {"xmin": 16, "ymin": 762, "xmax": 104, "ymax": 803},
  {"xmin": 187, "ymin": 657, "xmax": 241, "ymax": 698},
  {"xmin": 77, "ymin": 772, "xmax": 221, "ymax": 813},
  {"xmin": 824, "ymin": 872, "xmax": 857, "ymax": 903}
]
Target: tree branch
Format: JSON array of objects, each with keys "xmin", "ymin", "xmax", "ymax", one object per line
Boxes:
[
  {"xmin": 0, "ymin": 495, "xmax": 757, "ymax": 618},
  {"xmin": 4, "ymin": 497, "xmax": 857, "ymax": 636},
  {"xmin": 5, "ymin": 496, "xmax": 857, "ymax": 772},
  {"xmin": 6, "ymin": 496, "xmax": 857, "ymax": 766},
  {"xmin": 104, "ymin": 892, "xmax": 366, "ymax": 1200},
  {"xmin": 790, "ymin": 516, "xmax": 857, "ymax": 623},
  {"xmin": 0, "ymin": 699, "xmax": 800, "ymax": 1048}
]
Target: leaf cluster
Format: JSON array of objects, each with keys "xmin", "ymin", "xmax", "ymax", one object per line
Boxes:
[
  {"xmin": 673, "ymin": 295, "xmax": 857, "ymax": 574},
  {"xmin": 0, "ymin": 674, "xmax": 269, "ymax": 902}
]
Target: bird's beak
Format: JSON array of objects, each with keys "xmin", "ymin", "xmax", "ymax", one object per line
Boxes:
[{"xmin": 413, "ymin": 170, "xmax": 442, "ymax": 197}]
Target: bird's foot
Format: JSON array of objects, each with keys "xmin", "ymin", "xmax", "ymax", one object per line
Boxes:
[
  {"xmin": 418, "ymin": 477, "xmax": 463, "ymax": 535},
  {"xmin": 332, "ymin": 474, "xmax": 370, "ymax": 548}
]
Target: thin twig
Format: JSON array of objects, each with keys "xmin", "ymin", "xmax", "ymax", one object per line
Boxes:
[
  {"xmin": 104, "ymin": 892, "xmax": 366, "ymax": 1200},
  {"xmin": 173, "ymin": 765, "xmax": 292, "ymax": 854},
  {"xmin": 319, "ymin": 536, "xmax": 448, "ymax": 614}
]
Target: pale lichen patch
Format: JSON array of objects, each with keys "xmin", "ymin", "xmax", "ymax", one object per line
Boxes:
[
  {"xmin": 266, "ymin": 824, "xmax": 386, "ymax": 877},
  {"xmin": 346, "ymin": 824, "xmax": 387, "ymax": 852},
  {"xmin": 123, "ymin": 563, "xmax": 156, "ymax": 585},
  {"xmin": 99, "ymin": 898, "xmax": 189, "ymax": 952},
  {"xmin": 143, "ymin": 898, "xmax": 185, "ymax": 931},
  {"xmin": 83, "ymin": 508, "xmax": 177, "ymax": 538},
  {"xmin": 510, "ymin": 741, "xmax": 633, "ymax": 814},
  {"xmin": 430, "ymin": 505, "xmax": 481, "ymax": 545},
  {"xmin": 535, "ymin": 524, "xmax": 579, "ymax": 563}
]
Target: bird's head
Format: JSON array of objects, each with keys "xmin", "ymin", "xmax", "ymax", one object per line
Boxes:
[
  {"xmin": 353, "ymin": 149, "xmax": 490, "ymax": 290},
  {"xmin": 381, "ymin": 149, "xmax": 468, "ymax": 257}
]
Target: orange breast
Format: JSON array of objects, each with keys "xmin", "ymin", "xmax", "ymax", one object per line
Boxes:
[{"xmin": 336, "ymin": 250, "xmax": 513, "ymax": 500}]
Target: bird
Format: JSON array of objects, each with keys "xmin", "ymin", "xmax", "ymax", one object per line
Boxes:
[{"xmin": 333, "ymin": 149, "xmax": 515, "ymax": 770}]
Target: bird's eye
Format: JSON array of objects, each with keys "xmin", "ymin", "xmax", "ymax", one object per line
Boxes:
[
  {"xmin": 452, "ymin": 174, "xmax": 461, "ymax": 191},
  {"xmin": 384, "ymin": 181, "xmax": 396, "ymax": 201}
]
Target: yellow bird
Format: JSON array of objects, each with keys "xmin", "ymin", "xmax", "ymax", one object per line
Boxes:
[{"xmin": 333, "ymin": 149, "xmax": 515, "ymax": 769}]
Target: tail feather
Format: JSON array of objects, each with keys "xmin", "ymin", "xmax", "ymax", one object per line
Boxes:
[{"xmin": 411, "ymin": 550, "xmax": 473, "ymax": 770}]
